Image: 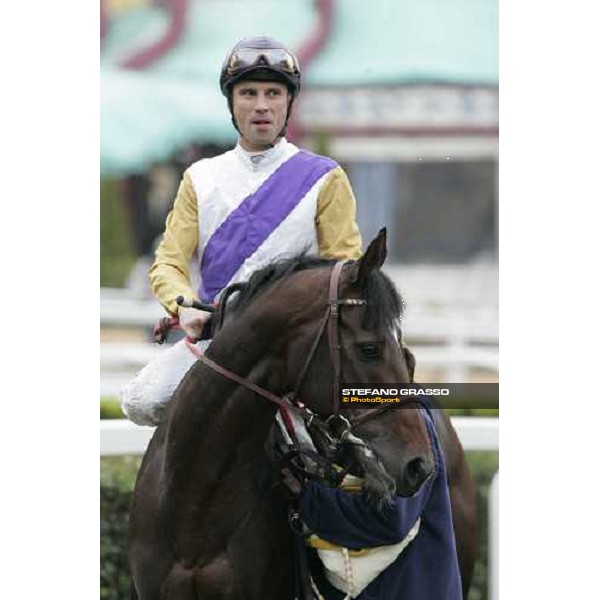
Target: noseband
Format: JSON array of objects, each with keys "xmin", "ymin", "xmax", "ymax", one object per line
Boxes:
[{"xmin": 189, "ymin": 260, "xmax": 401, "ymax": 432}]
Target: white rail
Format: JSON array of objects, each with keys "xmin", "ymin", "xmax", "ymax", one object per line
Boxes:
[
  {"xmin": 99, "ymin": 342, "xmax": 499, "ymax": 397},
  {"xmin": 99, "ymin": 295, "xmax": 498, "ymax": 340},
  {"xmin": 100, "ymin": 265, "xmax": 499, "ymax": 388},
  {"xmin": 100, "ymin": 264, "xmax": 498, "ymax": 334},
  {"xmin": 100, "ymin": 343, "xmax": 499, "ymax": 371},
  {"xmin": 100, "ymin": 417, "xmax": 498, "ymax": 455}
]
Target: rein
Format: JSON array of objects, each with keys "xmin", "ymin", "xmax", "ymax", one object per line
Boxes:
[
  {"xmin": 186, "ymin": 261, "xmax": 365, "ymax": 422},
  {"xmin": 184, "ymin": 340, "xmax": 297, "ymax": 434},
  {"xmin": 182, "ymin": 260, "xmax": 406, "ymax": 435}
]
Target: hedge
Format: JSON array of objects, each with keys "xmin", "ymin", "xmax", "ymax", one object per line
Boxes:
[
  {"xmin": 100, "ymin": 178, "xmax": 136, "ymax": 288},
  {"xmin": 100, "ymin": 398, "xmax": 124, "ymax": 420},
  {"xmin": 100, "ymin": 456, "xmax": 141, "ymax": 600},
  {"xmin": 100, "ymin": 397, "xmax": 498, "ymax": 421},
  {"xmin": 100, "ymin": 450, "xmax": 497, "ymax": 599}
]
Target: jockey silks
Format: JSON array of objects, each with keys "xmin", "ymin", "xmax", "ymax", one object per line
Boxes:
[
  {"xmin": 298, "ymin": 410, "xmax": 462, "ymax": 600},
  {"xmin": 190, "ymin": 142, "xmax": 336, "ymax": 303},
  {"xmin": 149, "ymin": 137, "xmax": 362, "ymax": 316}
]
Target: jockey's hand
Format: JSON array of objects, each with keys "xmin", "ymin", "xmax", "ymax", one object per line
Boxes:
[{"xmin": 178, "ymin": 307, "xmax": 212, "ymax": 341}]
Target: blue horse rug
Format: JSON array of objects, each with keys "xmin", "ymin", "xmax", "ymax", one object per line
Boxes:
[{"xmin": 298, "ymin": 409, "xmax": 462, "ymax": 599}]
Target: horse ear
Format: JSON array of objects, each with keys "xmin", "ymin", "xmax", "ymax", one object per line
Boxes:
[{"xmin": 353, "ymin": 227, "xmax": 387, "ymax": 284}]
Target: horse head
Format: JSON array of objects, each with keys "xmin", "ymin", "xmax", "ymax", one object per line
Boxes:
[
  {"xmin": 339, "ymin": 229, "xmax": 434, "ymax": 500},
  {"xmin": 227, "ymin": 229, "xmax": 433, "ymax": 505}
]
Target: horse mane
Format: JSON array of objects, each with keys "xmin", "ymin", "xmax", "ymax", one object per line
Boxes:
[{"xmin": 229, "ymin": 254, "xmax": 405, "ymax": 330}]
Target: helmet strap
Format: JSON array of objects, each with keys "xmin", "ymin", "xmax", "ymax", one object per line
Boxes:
[
  {"xmin": 227, "ymin": 95, "xmax": 241, "ymax": 133},
  {"xmin": 277, "ymin": 97, "xmax": 294, "ymax": 137}
]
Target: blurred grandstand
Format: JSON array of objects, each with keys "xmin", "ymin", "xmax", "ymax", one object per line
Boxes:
[{"xmin": 100, "ymin": 0, "xmax": 499, "ymax": 389}]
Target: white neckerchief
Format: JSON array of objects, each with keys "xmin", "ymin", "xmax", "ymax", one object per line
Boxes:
[{"xmin": 234, "ymin": 137, "xmax": 289, "ymax": 172}]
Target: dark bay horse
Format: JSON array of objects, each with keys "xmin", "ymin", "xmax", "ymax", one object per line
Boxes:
[{"xmin": 129, "ymin": 230, "xmax": 477, "ymax": 599}]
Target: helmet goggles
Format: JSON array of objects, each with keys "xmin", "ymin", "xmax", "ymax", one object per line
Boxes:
[{"xmin": 226, "ymin": 47, "xmax": 297, "ymax": 76}]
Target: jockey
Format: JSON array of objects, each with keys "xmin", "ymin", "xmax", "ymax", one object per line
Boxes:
[{"xmin": 121, "ymin": 36, "xmax": 363, "ymax": 426}]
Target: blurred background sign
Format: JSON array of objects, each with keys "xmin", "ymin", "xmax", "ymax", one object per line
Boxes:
[{"xmin": 101, "ymin": 0, "xmax": 498, "ymax": 174}]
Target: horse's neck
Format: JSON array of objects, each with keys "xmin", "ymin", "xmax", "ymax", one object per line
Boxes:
[
  {"xmin": 161, "ymin": 334, "xmax": 285, "ymax": 560},
  {"xmin": 162, "ymin": 316, "xmax": 281, "ymax": 493}
]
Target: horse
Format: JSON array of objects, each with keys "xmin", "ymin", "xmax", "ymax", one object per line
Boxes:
[{"xmin": 129, "ymin": 229, "xmax": 478, "ymax": 599}]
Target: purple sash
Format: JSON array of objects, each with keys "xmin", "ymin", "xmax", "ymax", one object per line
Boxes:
[{"xmin": 199, "ymin": 151, "xmax": 336, "ymax": 303}]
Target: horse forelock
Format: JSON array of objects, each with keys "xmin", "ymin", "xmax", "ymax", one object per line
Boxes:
[{"xmin": 360, "ymin": 269, "xmax": 405, "ymax": 331}]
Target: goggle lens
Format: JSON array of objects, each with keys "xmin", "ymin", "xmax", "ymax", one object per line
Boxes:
[{"xmin": 227, "ymin": 48, "xmax": 296, "ymax": 74}]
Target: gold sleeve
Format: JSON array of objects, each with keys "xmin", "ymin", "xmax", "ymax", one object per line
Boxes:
[
  {"xmin": 148, "ymin": 171, "xmax": 199, "ymax": 316},
  {"xmin": 316, "ymin": 166, "xmax": 363, "ymax": 259}
]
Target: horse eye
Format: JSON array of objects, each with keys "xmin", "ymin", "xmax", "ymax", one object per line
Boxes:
[{"xmin": 357, "ymin": 343, "xmax": 382, "ymax": 362}]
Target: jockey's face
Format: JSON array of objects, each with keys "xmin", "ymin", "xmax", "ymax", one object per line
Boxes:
[{"xmin": 232, "ymin": 80, "xmax": 290, "ymax": 151}]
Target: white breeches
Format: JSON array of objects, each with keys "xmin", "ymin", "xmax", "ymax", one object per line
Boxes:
[{"xmin": 120, "ymin": 339, "xmax": 211, "ymax": 426}]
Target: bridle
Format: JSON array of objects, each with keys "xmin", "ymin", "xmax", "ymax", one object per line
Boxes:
[{"xmin": 186, "ymin": 260, "xmax": 405, "ymax": 435}]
